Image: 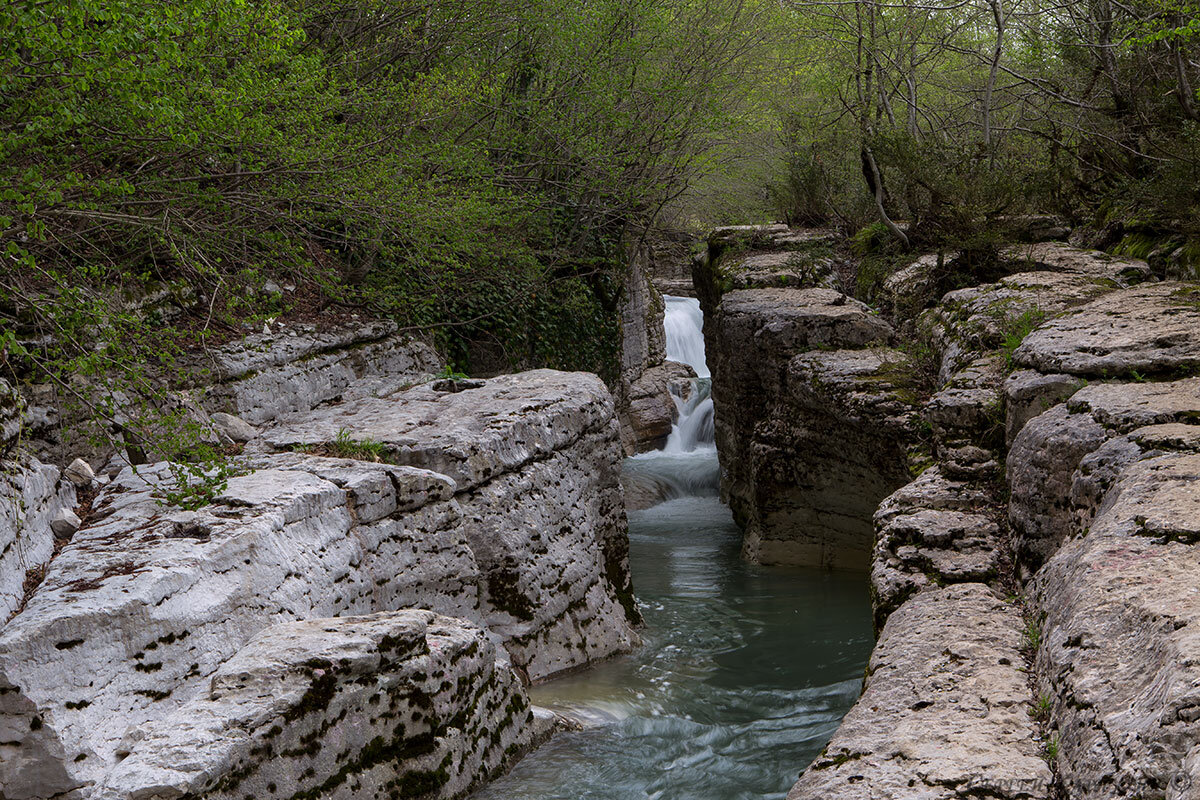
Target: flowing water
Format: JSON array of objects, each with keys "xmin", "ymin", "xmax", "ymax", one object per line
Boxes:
[{"xmin": 473, "ymin": 296, "xmax": 873, "ymax": 800}]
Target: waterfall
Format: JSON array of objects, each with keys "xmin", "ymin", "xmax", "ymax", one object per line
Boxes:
[
  {"xmin": 662, "ymin": 296, "xmax": 714, "ymax": 454},
  {"xmin": 663, "ymin": 296, "xmax": 709, "ymax": 379},
  {"xmin": 624, "ymin": 295, "xmax": 719, "ymax": 505}
]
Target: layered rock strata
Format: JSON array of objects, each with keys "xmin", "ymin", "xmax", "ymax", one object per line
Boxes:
[
  {"xmin": 616, "ymin": 246, "xmax": 694, "ymax": 454},
  {"xmin": 790, "ymin": 584, "xmax": 1052, "ymax": 800},
  {"xmin": 1032, "ymin": 451, "xmax": 1200, "ymax": 799},
  {"xmin": 788, "ymin": 243, "xmax": 1173, "ymax": 800},
  {"xmin": 0, "ymin": 369, "xmax": 635, "ymax": 799},
  {"xmin": 204, "ymin": 319, "xmax": 442, "ymax": 426},
  {"xmin": 705, "ymin": 287, "xmax": 919, "ymax": 567},
  {"xmin": 94, "ymin": 611, "xmax": 545, "ymax": 800},
  {"xmin": 261, "ymin": 369, "xmax": 640, "ymax": 674}
]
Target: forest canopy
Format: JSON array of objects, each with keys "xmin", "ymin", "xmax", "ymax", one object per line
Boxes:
[{"xmin": 0, "ymin": 0, "xmax": 1197, "ymax": 475}]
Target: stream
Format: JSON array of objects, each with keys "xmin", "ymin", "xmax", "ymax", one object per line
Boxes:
[{"xmin": 473, "ymin": 296, "xmax": 874, "ymax": 800}]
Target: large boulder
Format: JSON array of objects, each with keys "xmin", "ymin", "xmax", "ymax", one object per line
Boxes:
[
  {"xmin": 0, "ymin": 370, "xmax": 637, "ymax": 798},
  {"xmin": 619, "ymin": 360, "xmax": 695, "ymax": 454},
  {"xmin": 789, "ymin": 584, "xmax": 1051, "ymax": 800},
  {"xmin": 94, "ymin": 611, "xmax": 544, "ymax": 800}
]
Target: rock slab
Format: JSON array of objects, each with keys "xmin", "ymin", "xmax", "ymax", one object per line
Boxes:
[{"xmin": 789, "ymin": 584, "xmax": 1051, "ymax": 800}]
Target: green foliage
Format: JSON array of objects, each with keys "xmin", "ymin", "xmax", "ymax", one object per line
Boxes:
[
  {"xmin": 1043, "ymin": 733, "xmax": 1061, "ymax": 763},
  {"xmin": 1, "ymin": 0, "xmax": 771, "ymax": 499},
  {"xmin": 327, "ymin": 429, "xmax": 387, "ymax": 462},
  {"xmin": 1000, "ymin": 309, "xmax": 1049, "ymax": 370}
]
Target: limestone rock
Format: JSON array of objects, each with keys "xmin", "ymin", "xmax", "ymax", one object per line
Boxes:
[
  {"xmin": 694, "ymin": 229, "xmax": 844, "ymax": 317},
  {"xmin": 49, "ymin": 508, "xmax": 81, "ymax": 538},
  {"xmin": 870, "ymin": 467, "xmax": 1002, "ymax": 628},
  {"xmin": 1014, "ymin": 283, "xmax": 1200, "ymax": 378},
  {"xmin": 94, "ymin": 611, "xmax": 541, "ymax": 800},
  {"xmin": 1034, "ymin": 453, "xmax": 1200, "ymax": 799},
  {"xmin": 1008, "ymin": 377, "xmax": 1200, "ymax": 572},
  {"xmin": 208, "ymin": 412, "xmax": 256, "ymax": 443},
  {"xmin": 0, "ymin": 455, "xmax": 75, "ymax": 620},
  {"xmin": 715, "ymin": 248, "xmax": 839, "ymax": 294},
  {"xmin": 262, "ymin": 370, "xmax": 639, "ymax": 677},
  {"xmin": 789, "ymin": 584, "xmax": 1051, "ymax": 800},
  {"xmin": 204, "ymin": 322, "xmax": 441, "ymax": 425},
  {"xmin": 620, "ymin": 361, "xmax": 695, "ymax": 454},
  {"xmin": 1000, "ymin": 241, "xmax": 1151, "ymax": 283},
  {"xmin": 997, "ymin": 214, "xmax": 1071, "ymax": 243},
  {"xmin": 926, "ymin": 355, "xmax": 1006, "ymax": 477},
  {"xmin": 63, "ymin": 459, "xmax": 95, "ymax": 488},
  {"xmin": 1003, "ymin": 369, "xmax": 1084, "ymax": 446},
  {"xmin": 0, "ymin": 369, "xmax": 635, "ymax": 796},
  {"xmin": 0, "ymin": 378, "xmax": 23, "ymax": 454},
  {"xmin": 706, "ymin": 223, "xmax": 791, "ymax": 248},
  {"xmin": 705, "ymin": 289, "xmax": 907, "ymax": 567},
  {"xmin": 924, "ymin": 267, "xmax": 1127, "ymax": 381},
  {"xmin": 0, "ymin": 458, "xmax": 472, "ymax": 797},
  {"xmin": 617, "ymin": 249, "xmax": 667, "ymax": 401},
  {"xmin": 880, "ymin": 251, "xmax": 954, "ymax": 319}
]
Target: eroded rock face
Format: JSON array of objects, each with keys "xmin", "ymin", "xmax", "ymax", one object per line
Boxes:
[
  {"xmin": 1034, "ymin": 452, "xmax": 1200, "ymax": 799},
  {"xmin": 94, "ymin": 611, "xmax": 543, "ymax": 800},
  {"xmin": 616, "ymin": 249, "xmax": 671, "ymax": 455},
  {"xmin": 1000, "ymin": 241, "xmax": 1152, "ymax": 283},
  {"xmin": 1, "ymin": 378, "xmax": 23, "ymax": 454},
  {"xmin": 0, "ymin": 458, "xmax": 467, "ymax": 797},
  {"xmin": 0, "ymin": 371, "xmax": 637, "ymax": 798},
  {"xmin": 1008, "ymin": 377, "xmax": 1200, "ymax": 572},
  {"xmin": 620, "ymin": 361, "xmax": 695, "ymax": 454},
  {"xmin": 1014, "ymin": 283, "xmax": 1200, "ymax": 378},
  {"xmin": 204, "ymin": 321, "xmax": 441, "ymax": 426},
  {"xmin": 871, "ymin": 467, "xmax": 1001, "ymax": 628},
  {"xmin": 262, "ymin": 370, "xmax": 639, "ymax": 675},
  {"xmin": 922, "ymin": 245, "xmax": 1148, "ymax": 384},
  {"xmin": 789, "ymin": 584, "xmax": 1051, "ymax": 800},
  {"xmin": 692, "ymin": 228, "xmax": 845, "ymax": 319},
  {"xmin": 705, "ymin": 288, "xmax": 916, "ymax": 567},
  {"xmin": 0, "ymin": 455, "xmax": 75, "ymax": 621}
]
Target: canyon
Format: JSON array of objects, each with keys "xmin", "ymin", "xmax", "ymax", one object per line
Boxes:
[{"xmin": 2, "ymin": 223, "xmax": 1198, "ymax": 800}]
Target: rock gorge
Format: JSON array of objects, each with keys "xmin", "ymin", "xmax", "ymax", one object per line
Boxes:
[
  {"xmin": 0, "ymin": 323, "xmax": 640, "ymax": 798},
  {"xmin": 2, "ymin": 220, "xmax": 1199, "ymax": 800},
  {"xmin": 696, "ymin": 225, "xmax": 1200, "ymax": 799}
]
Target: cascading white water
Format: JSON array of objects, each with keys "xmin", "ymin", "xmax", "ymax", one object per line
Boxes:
[
  {"xmin": 663, "ymin": 296, "xmax": 709, "ymax": 379},
  {"xmin": 475, "ymin": 291, "xmax": 874, "ymax": 800},
  {"xmin": 661, "ymin": 296, "xmax": 715, "ymax": 455},
  {"xmin": 623, "ymin": 295, "xmax": 719, "ymax": 503}
]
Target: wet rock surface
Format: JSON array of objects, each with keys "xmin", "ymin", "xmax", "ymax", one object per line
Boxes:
[
  {"xmin": 789, "ymin": 584, "xmax": 1051, "ymax": 800},
  {"xmin": 621, "ymin": 361, "xmax": 694, "ymax": 454}
]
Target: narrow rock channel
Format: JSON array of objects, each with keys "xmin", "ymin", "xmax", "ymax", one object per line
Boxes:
[{"xmin": 472, "ymin": 298, "xmax": 874, "ymax": 800}]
